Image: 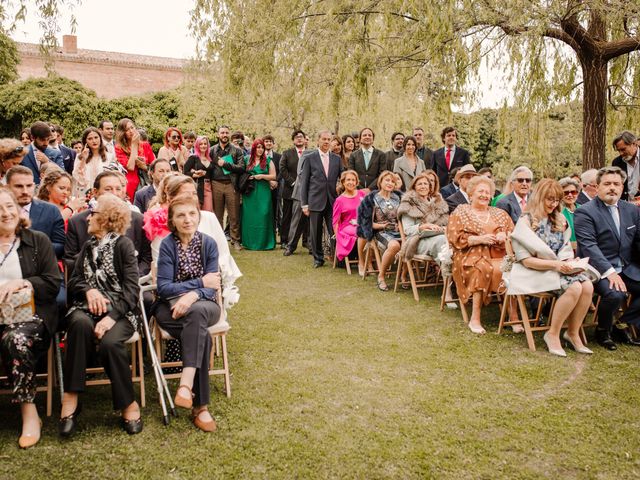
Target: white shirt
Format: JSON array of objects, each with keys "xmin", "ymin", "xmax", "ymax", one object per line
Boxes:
[
  {"xmin": 623, "ymin": 149, "xmax": 640, "ymax": 198},
  {"xmin": 21, "ymin": 203, "xmax": 31, "ymax": 219},
  {"xmin": 602, "ymin": 201, "xmax": 623, "ymax": 278},
  {"xmin": 0, "ymin": 238, "xmax": 22, "ymax": 282}
]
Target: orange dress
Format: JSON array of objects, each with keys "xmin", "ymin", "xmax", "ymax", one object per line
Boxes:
[{"xmin": 447, "ymin": 205, "xmax": 514, "ymax": 304}]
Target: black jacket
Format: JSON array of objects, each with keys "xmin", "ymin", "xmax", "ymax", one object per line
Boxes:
[
  {"xmin": 184, "ymin": 154, "xmax": 215, "ymax": 204},
  {"xmin": 17, "ymin": 229, "xmax": 61, "ymax": 334},
  {"xmin": 348, "ymin": 148, "xmax": 387, "ymax": 189},
  {"xmin": 209, "ymin": 143, "xmax": 246, "ymax": 183}
]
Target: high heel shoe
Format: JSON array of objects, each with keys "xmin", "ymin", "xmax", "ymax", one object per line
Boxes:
[
  {"xmin": 174, "ymin": 384, "xmax": 193, "ymax": 409},
  {"xmin": 18, "ymin": 419, "xmax": 42, "ymax": 449},
  {"xmin": 543, "ymin": 332, "xmax": 567, "ymax": 357},
  {"xmin": 59, "ymin": 402, "xmax": 82, "ymax": 438},
  {"xmin": 563, "ymin": 331, "xmax": 593, "ymax": 354}
]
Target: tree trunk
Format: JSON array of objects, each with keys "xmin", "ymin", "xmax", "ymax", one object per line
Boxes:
[{"xmin": 581, "ymin": 55, "xmax": 608, "ymax": 170}]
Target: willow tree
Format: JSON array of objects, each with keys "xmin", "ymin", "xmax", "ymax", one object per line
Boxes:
[{"xmin": 191, "ymin": 0, "xmax": 640, "ymax": 169}]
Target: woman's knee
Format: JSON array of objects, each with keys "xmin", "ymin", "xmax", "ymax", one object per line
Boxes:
[{"xmin": 581, "ymin": 281, "xmax": 594, "ymax": 296}]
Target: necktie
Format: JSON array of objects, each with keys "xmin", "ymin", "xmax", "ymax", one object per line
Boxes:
[
  {"xmin": 609, "ymin": 204, "xmax": 621, "ymax": 235},
  {"xmin": 21, "ymin": 207, "xmax": 29, "ymax": 219},
  {"xmin": 321, "ymin": 153, "xmax": 329, "ymax": 177},
  {"xmin": 363, "ymin": 150, "xmax": 371, "ymax": 170},
  {"xmin": 297, "ymin": 149, "xmax": 302, "ymax": 158},
  {"xmin": 445, "ymin": 149, "xmax": 452, "ymax": 170},
  {"xmin": 519, "ymin": 197, "xmax": 526, "ymax": 211}
]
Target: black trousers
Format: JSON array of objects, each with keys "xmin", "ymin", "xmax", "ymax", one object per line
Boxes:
[
  {"xmin": 594, "ymin": 273, "xmax": 640, "ymax": 332},
  {"xmin": 281, "ymin": 198, "xmax": 294, "ymax": 246},
  {"xmin": 287, "ymin": 199, "xmax": 309, "ymax": 252},
  {"xmin": 64, "ymin": 310, "xmax": 135, "ymax": 411},
  {"xmin": 154, "ymin": 300, "xmax": 221, "ymax": 406},
  {"xmin": 309, "ymin": 204, "xmax": 333, "ymax": 263}
]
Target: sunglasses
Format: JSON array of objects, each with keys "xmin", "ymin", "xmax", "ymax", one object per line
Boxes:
[
  {"xmin": 563, "ymin": 190, "xmax": 578, "ymax": 196},
  {"xmin": 169, "ymin": 135, "xmax": 180, "ymax": 140},
  {"xmin": 12, "ymin": 146, "xmax": 24, "ymax": 155},
  {"xmin": 515, "ymin": 178, "xmax": 532, "ymax": 184}
]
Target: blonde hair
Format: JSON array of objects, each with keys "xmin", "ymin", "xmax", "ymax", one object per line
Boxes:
[
  {"xmin": 526, "ymin": 178, "xmax": 566, "ymax": 232},
  {"xmin": 376, "ymin": 170, "xmax": 396, "ymax": 190},
  {"xmin": 337, "ymin": 169, "xmax": 358, "ymax": 194},
  {"xmin": 466, "ymin": 175, "xmax": 495, "ymax": 198},
  {"xmin": 0, "ymin": 138, "xmax": 26, "ymax": 162},
  {"xmin": 94, "ymin": 193, "xmax": 131, "ymax": 235},
  {"xmin": 0, "ymin": 187, "xmax": 30, "ymax": 233}
]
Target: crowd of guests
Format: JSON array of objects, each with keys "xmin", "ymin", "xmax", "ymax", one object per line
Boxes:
[{"xmin": 1, "ymin": 118, "xmax": 640, "ymax": 449}]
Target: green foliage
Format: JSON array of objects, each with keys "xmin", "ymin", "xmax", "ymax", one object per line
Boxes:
[{"xmin": 0, "ymin": 31, "xmax": 19, "ymax": 85}]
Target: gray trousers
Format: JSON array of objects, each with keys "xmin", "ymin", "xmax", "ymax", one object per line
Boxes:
[{"xmin": 287, "ymin": 199, "xmax": 309, "ymax": 251}]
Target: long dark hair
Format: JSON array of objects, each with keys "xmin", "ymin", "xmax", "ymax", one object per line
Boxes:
[{"xmin": 82, "ymin": 127, "xmax": 107, "ymax": 163}]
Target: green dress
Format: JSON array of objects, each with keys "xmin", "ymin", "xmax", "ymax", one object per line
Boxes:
[{"xmin": 241, "ymin": 158, "xmax": 275, "ymax": 250}]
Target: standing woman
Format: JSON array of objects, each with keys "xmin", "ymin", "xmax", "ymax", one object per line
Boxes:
[
  {"xmin": 37, "ymin": 170, "xmax": 85, "ymax": 224},
  {"xmin": 0, "ymin": 187, "xmax": 60, "ymax": 449},
  {"xmin": 393, "ymin": 136, "xmax": 426, "ymax": 191},
  {"xmin": 332, "ymin": 170, "xmax": 366, "ymax": 263},
  {"xmin": 342, "ymin": 134, "xmax": 356, "ymax": 162},
  {"xmin": 183, "ymin": 136, "xmax": 214, "ymax": 212},
  {"xmin": 153, "ymin": 194, "xmax": 222, "ymax": 432},
  {"xmin": 371, "ymin": 171, "xmax": 402, "ymax": 291},
  {"xmin": 114, "ymin": 118, "xmax": 156, "ymax": 202},
  {"xmin": 241, "ymin": 139, "xmax": 276, "ymax": 250},
  {"xmin": 331, "ymin": 135, "xmax": 347, "ymax": 168},
  {"xmin": 20, "ymin": 128, "xmax": 32, "ymax": 147},
  {"xmin": 60, "ymin": 193, "xmax": 142, "ymax": 436},
  {"xmin": 157, "ymin": 127, "xmax": 189, "ymax": 172},
  {"xmin": 72, "ymin": 127, "xmax": 118, "ymax": 198}
]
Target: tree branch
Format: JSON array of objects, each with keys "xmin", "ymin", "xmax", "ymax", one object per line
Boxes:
[{"xmin": 602, "ymin": 37, "xmax": 640, "ymax": 61}]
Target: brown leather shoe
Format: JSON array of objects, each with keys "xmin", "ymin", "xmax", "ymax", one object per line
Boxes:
[
  {"xmin": 192, "ymin": 409, "xmax": 217, "ymax": 432},
  {"xmin": 174, "ymin": 385, "xmax": 193, "ymax": 409}
]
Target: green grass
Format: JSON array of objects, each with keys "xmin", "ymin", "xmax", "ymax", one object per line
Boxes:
[{"xmin": 2, "ymin": 248, "xmax": 640, "ymax": 479}]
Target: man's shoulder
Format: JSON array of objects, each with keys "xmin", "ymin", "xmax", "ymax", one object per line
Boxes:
[
  {"xmin": 495, "ymin": 193, "xmax": 513, "ymax": 208},
  {"xmin": 32, "ymin": 198, "xmax": 59, "ymax": 214},
  {"xmin": 612, "ymin": 155, "xmax": 625, "ymax": 168}
]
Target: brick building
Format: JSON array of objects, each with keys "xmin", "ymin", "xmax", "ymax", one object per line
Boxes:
[{"xmin": 17, "ymin": 35, "xmax": 186, "ymax": 98}]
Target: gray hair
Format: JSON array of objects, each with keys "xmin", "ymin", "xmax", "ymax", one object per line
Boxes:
[
  {"xmin": 612, "ymin": 131, "xmax": 636, "ymax": 149},
  {"xmin": 558, "ymin": 177, "xmax": 580, "ymax": 191},
  {"xmin": 317, "ymin": 129, "xmax": 333, "ymax": 139},
  {"xmin": 580, "ymin": 169, "xmax": 598, "ymax": 185},
  {"xmin": 510, "ymin": 165, "xmax": 533, "ymax": 183},
  {"xmin": 596, "ymin": 166, "xmax": 627, "ymax": 185}
]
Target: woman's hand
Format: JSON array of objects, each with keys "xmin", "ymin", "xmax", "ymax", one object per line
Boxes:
[
  {"xmin": 554, "ymin": 261, "xmax": 574, "ymax": 274},
  {"xmin": 373, "ymin": 221, "xmax": 389, "ymax": 231},
  {"xmin": 171, "ymin": 292, "xmax": 199, "ymax": 319},
  {"xmin": 94, "ymin": 316, "xmax": 116, "ymax": 340},
  {"xmin": 136, "ymin": 156, "xmax": 147, "ymax": 170},
  {"xmin": 80, "ymin": 147, "xmax": 90, "ymax": 163},
  {"xmin": 86, "ymin": 289, "xmax": 110, "ymax": 316},
  {"xmin": 473, "ymin": 234, "xmax": 496, "ymax": 246},
  {"xmin": 131, "ymin": 131, "xmax": 141, "ymax": 147},
  {"xmin": 0, "ymin": 279, "xmax": 27, "ymax": 303},
  {"xmin": 495, "ymin": 232, "xmax": 506, "ymax": 244},
  {"xmin": 202, "ymin": 272, "xmax": 221, "ymax": 290},
  {"xmin": 269, "ymin": 180, "xmax": 278, "ymax": 190}
]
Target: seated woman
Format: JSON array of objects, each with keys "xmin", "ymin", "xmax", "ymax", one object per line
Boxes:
[
  {"xmin": 358, "ymin": 170, "xmax": 402, "ymax": 291},
  {"xmin": 447, "ymin": 176, "xmax": 514, "ymax": 334},
  {"xmin": 558, "ymin": 177, "xmax": 581, "ymax": 251},
  {"xmin": 153, "ymin": 194, "xmax": 222, "ymax": 432},
  {"xmin": 509, "ymin": 179, "xmax": 594, "ymax": 356},
  {"xmin": 37, "ymin": 170, "xmax": 86, "ymax": 224},
  {"xmin": 60, "ymin": 193, "xmax": 142, "ymax": 437},
  {"xmin": 0, "ymin": 187, "xmax": 60, "ymax": 449},
  {"xmin": 332, "ymin": 170, "xmax": 366, "ymax": 267}
]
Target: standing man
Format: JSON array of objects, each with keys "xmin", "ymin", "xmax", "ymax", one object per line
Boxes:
[
  {"xmin": 385, "ymin": 131, "xmax": 404, "ymax": 171},
  {"xmin": 134, "ymin": 158, "xmax": 172, "ymax": 214},
  {"xmin": 612, "ymin": 131, "xmax": 640, "ymax": 202},
  {"xmin": 98, "ymin": 120, "xmax": 115, "ymax": 155},
  {"xmin": 348, "ymin": 127, "xmax": 386, "ymax": 191},
  {"xmin": 413, "ymin": 127, "xmax": 433, "ymax": 166},
  {"xmin": 300, "ymin": 130, "xmax": 343, "ymax": 268},
  {"xmin": 53, "ymin": 125, "xmax": 76, "ymax": 175},
  {"xmin": 263, "ymin": 134, "xmax": 282, "ymax": 245},
  {"xmin": 577, "ymin": 169, "xmax": 598, "ymax": 205},
  {"xmin": 6, "ymin": 165, "xmax": 65, "ymax": 258},
  {"xmin": 210, "ymin": 125, "xmax": 246, "ymax": 251},
  {"xmin": 20, "ymin": 121, "xmax": 64, "ymax": 184},
  {"xmin": 184, "ymin": 131, "xmax": 197, "ymax": 155},
  {"xmin": 432, "ymin": 126, "xmax": 471, "ymax": 188},
  {"xmin": 282, "ymin": 130, "xmax": 310, "ymax": 255},
  {"xmin": 574, "ymin": 166, "xmax": 640, "ymax": 350},
  {"xmin": 495, "ymin": 166, "xmax": 533, "ymax": 224}
]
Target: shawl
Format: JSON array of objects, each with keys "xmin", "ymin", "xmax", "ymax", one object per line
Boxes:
[{"xmin": 397, "ymin": 190, "xmax": 449, "ymax": 259}]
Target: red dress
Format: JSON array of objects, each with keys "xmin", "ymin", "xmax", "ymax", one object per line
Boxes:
[{"xmin": 115, "ymin": 142, "xmax": 156, "ymax": 201}]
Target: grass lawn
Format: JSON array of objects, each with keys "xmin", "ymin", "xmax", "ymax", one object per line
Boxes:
[{"xmin": 2, "ymin": 248, "xmax": 640, "ymax": 479}]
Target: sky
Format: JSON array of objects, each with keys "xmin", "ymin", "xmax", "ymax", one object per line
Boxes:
[{"xmin": 9, "ymin": 0, "xmax": 510, "ymax": 110}]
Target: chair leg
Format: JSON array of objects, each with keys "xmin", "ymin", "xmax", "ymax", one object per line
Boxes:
[
  {"xmin": 393, "ymin": 260, "xmax": 403, "ymax": 292},
  {"xmin": 407, "ymin": 261, "xmax": 419, "ymax": 302},
  {"xmin": 137, "ymin": 339, "xmax": 145, "ymax": 408},
  {"xmin": 345, "ymin": 258, "xmax": 352, "ymax": 275},
  {"xmin": 440, "ymin": 276, "xmax": 449, "ymax": 311},
  {"xmin": 497, "ymin": 295, "xmax": 509, "ymax": 335},
  {"xmin": 362, "ymin": 245, "xmax": 370, "ymax": 280},
  {"xmin": 517, "ymin": 295, "xmax": 537, "ymax": 351},
  {"xmin": 46, "ymin": 342, "xmax": 54, "ymax": 417}
]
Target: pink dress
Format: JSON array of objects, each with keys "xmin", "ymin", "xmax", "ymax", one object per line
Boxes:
[{"xmin": 332, "ymin": 190, "xmax": 366, "ymax": 261}]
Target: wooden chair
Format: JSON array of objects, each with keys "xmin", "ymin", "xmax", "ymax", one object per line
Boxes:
[
  {"xmin": 332, "ymin": 246, "xmax": 359, "ymax": 275},
  {"xmin": 84, "ymin": 332, "xmax": 146, "ymax": 407},
  {"xmin": 361, "ymin": 239, "xmax": 383, "ymax": 280},
  {"xmin": 152, "ymin": 290, "xmax": 231, "ymax": 398},
  {"xmin": 393, "ymin": 221, "xmax": 443, "ymax": 302},
  {"xmin": 0, "ymin": 340, "xmax": 55, "ymax": 416}
]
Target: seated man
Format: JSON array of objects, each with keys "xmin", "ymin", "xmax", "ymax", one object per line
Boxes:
[
  {"xmin": 64, "ymin": 170, "xmax": 151, "ymax": 276},
  {"xmin": 445, "ymin": 164, "xmax": 477, "ymax": 213},
  {"xmin": 20, "ymin": 121, "xmax": 65, "ymax": 184},
  {"xmin": 6, "ymin": 165, "xmax": 65, "ymax": 258},
  {"xmin": 134, "ymin": 158, "xmax": 172, "ymax": 214},
  {"xmin": 574, "ymin": 166, "xmax": 640, "ymax": 350},
  {"xmin": 496, "ymin": 166, "xmax": 533, "ymax": 224}
]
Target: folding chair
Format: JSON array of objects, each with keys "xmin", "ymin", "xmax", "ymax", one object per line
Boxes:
[
  {"xmin": 332, "ymin": 242, "xmax": 359, "ymax": 275},
  {"xmin": 0, "ymin": 340, "xmax": 55, "ymax": 416},
  {"xmin": 393, "ymin": 221, "xmax": 443, "ymax": 301},
  {"xmin": 361, "ymin": 239, "xmax": 383, "ymax": 280}
]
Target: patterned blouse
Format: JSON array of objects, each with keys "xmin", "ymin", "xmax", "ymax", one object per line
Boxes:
[{"xmin": 174, "ymin": 231, "xmax": 205, "ymax": 282}]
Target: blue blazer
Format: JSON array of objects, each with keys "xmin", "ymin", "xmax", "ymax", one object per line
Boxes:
[
  {"xmin": 156, "ymin": 232, "xmax": 219, "ymax": 301},
  {"xmin": 21, "ymin": 145, "xmax": 65, "ymax": 184},
  {"xmin": 29, "ymin": 199, "xmax": 65, "ymax": 259},
  {"xmin": 574, "ymin": 197, "xmax": 640, "ymax": 281},
  {"xmin": 59, "ymin": 144, "xmax": 77, "ymax": 174},
  {"xmin": 133, "ymin": 185, "xmax": 156, "ymax": 214},
  {"xmin": 299, "ymin": 150, "xmax": 342, "ymax": 211},
  {"xmin": 496, "ymin": 192, "xmax": 525, "ymax": 225}
]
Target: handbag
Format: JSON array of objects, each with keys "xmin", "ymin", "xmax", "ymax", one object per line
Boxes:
[
  {"xmin": 235, "ymin": 171, "xmax": 255, "ymax": 195},
  {"xmin": 0, "ymin": 287, "xmax": 35, "ymax": 325}
]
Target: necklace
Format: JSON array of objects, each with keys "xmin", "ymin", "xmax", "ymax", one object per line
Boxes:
[
  {"xmin": 472, "ymin": 209, "xmax": 490, "ymax": 224},
  {"xmin": 0, "ymin": 236, "xmax": 17, "ymax": 270}
]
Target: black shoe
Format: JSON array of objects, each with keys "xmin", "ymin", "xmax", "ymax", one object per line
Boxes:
[
  {"xmin": 59, "ymin": 403, "xmax": 82, "ymax": 438},
  {"xmin": 283, "ymin": 248, "xmax": 293, "ymax": 256},
  {"xmin": 611, "ymin": 325, "xmax": 640, "ymax": 346},
  {"xmin": 280, "ymin": 243, "xmax": 287, "ymax": 250},
  {"xmin": 313, "ymin": 260, "xmax": 324, "ymax": 268},
  {"xmin": 595, "ymin": 329, "xmax": 617, "ymax": 351},
  {"xmin": 121, "ymin": 416, "xmax": 143, "ymax": 435}
]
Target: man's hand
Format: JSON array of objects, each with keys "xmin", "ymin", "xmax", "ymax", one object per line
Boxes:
[
  {"xmin": 608, "ymin": 272, "xmax": 627, "ymax": 292},
  {"xmin": 86, "ymin": 289, "xmax": 110, "ymax": 316},
  {"xmin": 35, "ymin": 150, "xmax": 49, "ymax": 164},
  {"xmin": 94, "ymin": 316, "xmax": 116, "ymax": 340},
  {"xmin": 302, "ymin": 207, "xmax": 310, "ymax": 216}
]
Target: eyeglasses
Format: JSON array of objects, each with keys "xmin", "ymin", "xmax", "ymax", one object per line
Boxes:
[
  {"xmin": 515, "ymin": 178, "xmax": 532, "ymax": 184},
  {"xmin": 563, "ymin": 190, "xmax": 578, "ymax": 196},
  {"xmin": 170, "ymin": 135, "xmax": 180, "ymax": 140},
  {"xmin": 12, "ymin": 146, "xmax": 24, "ymax": 155}
]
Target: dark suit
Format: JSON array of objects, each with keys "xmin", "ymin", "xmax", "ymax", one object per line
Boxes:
[
  {"xmin": 64, "ymin": 209, "xmax": 151, "ymax": 276},
  {"xmin": 58, "ymin": 144, "xmax": 77, "ymax": 175},
  {"xmin": 445, "ymin": 190, "xmax": 468, "ymax": 214},
  {"xmin": 576, "ymin": 191, "xmax": 591, "ymax": 206},
  {"xmin": 575, "ymin": 197, "xmax": 640, "ymax": 332},
  {"xmin": 268, "ymin": 151, "xmax": 282, "ymax": 242},
  {"xmin": 416, "ymin": 146, "xmax": 433, "ymax": 166},
  {"xmin": 133, "ymin": 184, "xmax": 156, "ymax": 214},
  {"xmin": 612, "ymin": 155, "xmax": 639, "ymax": 201},
  {"xmin": 385, "ymin": 149, "xmax": 403, "ymax": 171},
  {"xmin": 279, "ymin": 147, "xmax": 303, "ymax": 245},
  {"xmin": 432, "ymin": 146, "xmax": 470, "ymax": 188},
  {"xmin": 300, "ymin": 150, "xmax": 342, "ymax": 263},
  {"xmin": 495, "ymin": 192, "xmax": 527, "ymax": 225},
  {"xmin": 21, "ymin": 144, "xmax": 65, "ymax": 184},
  {"xmin": 348, "ymin": 148, "xmax": 386, "ymax": 190},
  {"xmin": 440, "ymin": 182, "xmax": 458, "ymax": 200},
  {"xmin": 28, "ymin": 199, "xmax": 65, "ymax": 259}
]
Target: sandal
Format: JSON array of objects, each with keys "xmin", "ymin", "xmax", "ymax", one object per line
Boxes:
[
  {"xmin": 174, "ymin": 384, "xmax": 193, "ymax": 409},
  {"xmin": 377, "ymin": 279, "xmax": 389, "ymax": 292}
]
